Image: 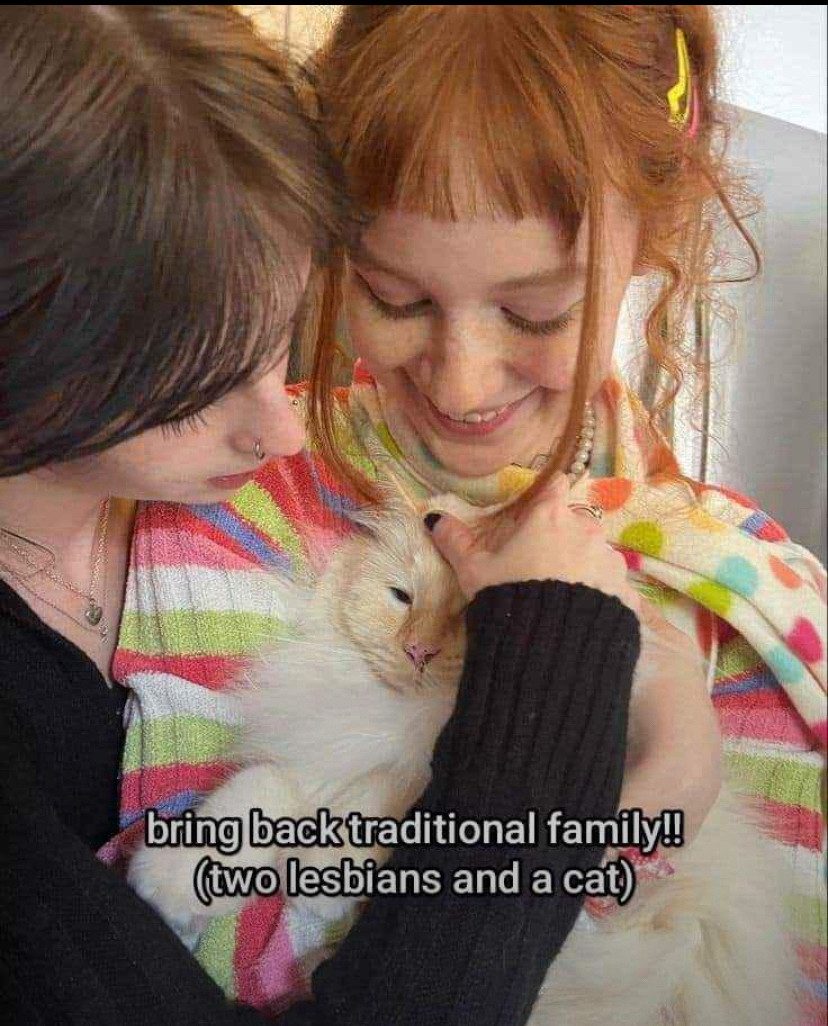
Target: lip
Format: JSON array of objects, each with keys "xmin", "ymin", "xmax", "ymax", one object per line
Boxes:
[
  {"xmin": 208, "ymin": 468, "xmax": 263, "ymax": 491},
  {"xmin": 416, "ymin": 386, "xmax": 536, "ymax": 439}
]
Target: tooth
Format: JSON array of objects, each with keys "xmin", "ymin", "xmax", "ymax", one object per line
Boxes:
[
  {"xmin": 481, "ymin": 410, "xmax": 499, "ymax": 423},
  {"xmin": 464, "ymin": 413, "xmax": 484, "ymax": 424}
]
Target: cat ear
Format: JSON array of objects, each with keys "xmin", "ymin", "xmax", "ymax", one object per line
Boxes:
[{"xmin": 343, "ymin": 504, "xmax": 384, "ymax": 538}]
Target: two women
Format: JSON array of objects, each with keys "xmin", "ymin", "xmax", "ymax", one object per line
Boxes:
[{"xmin": 1, "ymin": 5, "xmax": 824, "ymax": 1025}]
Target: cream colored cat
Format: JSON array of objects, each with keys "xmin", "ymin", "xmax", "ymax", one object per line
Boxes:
[{"xmin": 129, "ymin": 495, "xmax": 797, "ymax": 1026}]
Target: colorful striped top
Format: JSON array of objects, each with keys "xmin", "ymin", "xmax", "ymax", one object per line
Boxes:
[{"xmin": 104, "ymin": 369, "xmax": 827, "ymax": 1022}]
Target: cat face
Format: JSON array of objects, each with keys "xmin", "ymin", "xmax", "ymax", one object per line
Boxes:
[{"xmin": 321, "ymin": 496, "xmax": 472, "ymax": 693}]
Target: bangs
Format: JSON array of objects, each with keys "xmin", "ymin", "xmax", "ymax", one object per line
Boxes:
[
  {"xmin": 323, "ymin": 5, "xmax": 594, "ymax": 240},
  {"xmin": 0, "ymin": 3, "xmax": 353, "ymax": 474}
]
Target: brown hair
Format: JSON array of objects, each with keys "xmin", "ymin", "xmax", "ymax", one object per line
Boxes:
[
  {"xmin": 308, "ymin": 5, "xmax": 759, "ymax": 501},
  {"xmin": 0, "ymin": 5, "xmax": 353, "ymax": 476}
]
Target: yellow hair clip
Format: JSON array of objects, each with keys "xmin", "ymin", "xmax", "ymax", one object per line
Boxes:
[
  {"xmin": 668, "ymin": 26, "xmax": 697, "ymax": 139},
  {"xmin": 667, "ymin": 27, "xmax": 692, "ymax": 128}
]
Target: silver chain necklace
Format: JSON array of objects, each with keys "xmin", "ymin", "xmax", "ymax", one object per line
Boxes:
[{"xmin": 0, "ymin": 498, "xmax": 112, "ymax": 640}]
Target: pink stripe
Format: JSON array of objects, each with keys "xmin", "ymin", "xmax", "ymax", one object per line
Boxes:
[
  {"xmin": 757, "ymin": 799, "xmax": 824, "ymax": 851},
  {"xmin": 120, "ymin": 762, "xmax": 237, "ymax": 815},
  {"xmin": 235, "ymin": 897, "xmax": 308, "ymax": 1013},
  {"xmin": 114, "ymin": 650, "xmax": 244, "ymax": 690},
  {"xmin": 132, "ymin": 527, "xmax": 256, "ymax": 570},
  {"xmin": 797, "ymin": 940, "xmax": 828, "ymax": 979},
  {"xmin": 133, "ymin": 503, "xmax": 263, "ymax": 568},
  {"xmin": 718, "ymin": 708, "xmax": 816, "ymax": 750}
]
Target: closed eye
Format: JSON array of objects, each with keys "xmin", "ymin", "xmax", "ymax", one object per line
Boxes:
[
  {"xmin": 502, "ymin": 304, "xmax": 580, "ymax": 338},
  {"xmin": 390, "ymin": 587, "xmax": 413, "ymax": 605},
  {"xmin": 356, "ymin": 274, "xmax": 431, "ymax": 321}
]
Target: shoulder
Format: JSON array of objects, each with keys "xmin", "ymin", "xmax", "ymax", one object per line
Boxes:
[{"xmin": 0, "ymin": 592, "xmax": 67, "ymax": 690}]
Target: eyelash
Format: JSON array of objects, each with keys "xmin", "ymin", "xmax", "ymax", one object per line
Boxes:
[
  {"xmin": 160, "ymin": 412, "xmax": 208, "ymax": 439},
  {"xmin": 503, "ymin": 308, "xmax": 577, "ymax": 337},
  {"xmin": 357, "ymin": 275, "xmax": 578, "ymax": 338}
]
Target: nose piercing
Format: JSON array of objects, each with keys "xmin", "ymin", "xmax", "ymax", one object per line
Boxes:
[{"xmin": 253, "ymin": 439, "xmax": 267, "ymax": 462}]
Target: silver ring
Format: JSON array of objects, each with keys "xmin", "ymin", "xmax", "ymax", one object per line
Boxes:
[
  {"xmin": 253, "ymin": 440, "xmax": 267, "ymax": 462},
  {"xmin": 569, "ymin": 502, "xmax": 604, "ymax": 522}
]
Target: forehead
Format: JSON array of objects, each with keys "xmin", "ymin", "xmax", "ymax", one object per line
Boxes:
[
  {"xmin": 355, "ymin": 191, "xmax": 637, "ymax": 294},
  {"xmin": 359, "ymin": 212, "xmax": 573, "ymax": 286}
]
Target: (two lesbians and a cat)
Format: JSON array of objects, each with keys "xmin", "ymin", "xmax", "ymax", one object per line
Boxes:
[{"xmin": 130, "ymin": 491, "xmax": 797, "ymax": 1026}]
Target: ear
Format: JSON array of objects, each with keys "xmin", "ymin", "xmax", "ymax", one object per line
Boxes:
[{"xmin": 343, "ymin": 504, "xmax": 384, "ymax": 539}]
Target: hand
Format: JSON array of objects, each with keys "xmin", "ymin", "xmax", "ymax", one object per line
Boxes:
[
  {"xmin": 426, "ymin": 474, "xmax": 640, "ymax": 614},
  {"xmin": 622, "ymin": 601, "xmax": 723, "ymax": 843}
]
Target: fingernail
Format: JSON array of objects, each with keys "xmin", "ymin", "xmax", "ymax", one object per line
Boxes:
[{"xmin": 424, "ymin": 513, "xmax": 443, "ymax": 533}]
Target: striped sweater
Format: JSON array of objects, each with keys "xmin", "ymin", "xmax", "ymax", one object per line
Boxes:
[{"xmin": 104, "ymin": 371, "xmax": 827, "ymax": 1022}]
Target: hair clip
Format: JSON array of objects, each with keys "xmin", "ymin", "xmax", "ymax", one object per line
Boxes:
[{"xmin": 667, "ymin": 27, "xmax": 699, "ymax": 138}]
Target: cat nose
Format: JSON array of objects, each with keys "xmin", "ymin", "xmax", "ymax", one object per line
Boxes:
[{"xmin": 405, "ymin": 643, "xmax": 442, "ymax": 670}]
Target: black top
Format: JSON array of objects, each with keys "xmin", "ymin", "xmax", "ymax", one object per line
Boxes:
[{"xmin": 0, "ymin": 576, "xmax": 639, "ymax": 1026}]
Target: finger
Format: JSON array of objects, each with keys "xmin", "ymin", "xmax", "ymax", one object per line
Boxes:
[
  {"xmin": 569, "ymin": 510, "xmax": 606, "ymax": 537},
  {"xmin": 637, "ymin": 598, "xmax": 662, "ymax": 629},
  {"xmin": 522, "ymin": 471, "xmax": 570, "ymax": 521},
  {"xmin": 425, "ymin": 512, "xmax": 477, "ymax": 569}
]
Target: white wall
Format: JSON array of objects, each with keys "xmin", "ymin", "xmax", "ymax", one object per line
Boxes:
[
  {"xmin": 716, "ymin": 6, "xmax": 827, "ymax": 133},
  {"xmin": 712, "ymin": 110, "xmax": 827, "ymax": 560}
]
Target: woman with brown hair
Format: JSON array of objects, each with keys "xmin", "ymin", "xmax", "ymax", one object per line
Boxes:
[{"xmin": 0, "ymin": 7, "xmax": 647, "ymax": 1024}]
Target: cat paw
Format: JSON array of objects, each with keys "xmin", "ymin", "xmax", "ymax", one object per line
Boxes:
[
  {"xmin": 128, "ymin": 843, "xmax": 212, "ymax": 948},
  {"xmin": 291, "ymin": 891, "xmax": 361, "ymax": 926}
]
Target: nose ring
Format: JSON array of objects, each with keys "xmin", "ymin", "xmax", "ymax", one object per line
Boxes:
[{"xmin": 254, "ymin": 439, "xmax": 267, "ymax": 462}]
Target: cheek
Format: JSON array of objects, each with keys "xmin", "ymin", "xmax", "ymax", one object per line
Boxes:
[{"xmin": 516, "ymin": 337, "xmax": 581, "ymax": 392}]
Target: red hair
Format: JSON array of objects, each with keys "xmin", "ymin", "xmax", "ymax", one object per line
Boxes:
[{"xmin": 308, "ymin": 5, "xmax": 759, "ymax": 501}]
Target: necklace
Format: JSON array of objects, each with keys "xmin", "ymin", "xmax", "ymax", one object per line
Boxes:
[
  {"xmin": 516, "ymin": 400, "xmax": 597, "ymax": 482},
  {"xmin": 0, "ymin": 499, "xmax": 112, "ymax": 640}
]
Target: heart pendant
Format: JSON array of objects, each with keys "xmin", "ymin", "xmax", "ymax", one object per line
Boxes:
[{"xmin": 85, "ymin": 602, "xmax": 104, "ymax": 627}]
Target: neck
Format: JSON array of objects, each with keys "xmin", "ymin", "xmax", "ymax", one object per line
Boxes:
[{"xmin": 0, "ymin": 470, "xmax": 108, "ymax": 552}]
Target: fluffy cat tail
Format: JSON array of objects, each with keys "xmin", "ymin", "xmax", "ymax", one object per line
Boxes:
[{"xmin": 532, "ymin": 788, "xmax": 799, "ymax": 1026}]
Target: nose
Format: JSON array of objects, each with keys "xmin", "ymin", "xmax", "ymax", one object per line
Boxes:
[
  {"xmin": 230, "ymin": 374, "xmax": 305, "ymax": 460},
  {"xmin": 267, "ymin": 390, "xmax": 305, "ymax": 458},
  {"xmin": 424, "ymin": 319, "xmax": 506, "ymax": 415},
  {"xmin": 405, "ymin": 643, "xmax": 442, "ymax": 671}
]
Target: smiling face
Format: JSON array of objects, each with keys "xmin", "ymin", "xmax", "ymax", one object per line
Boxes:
[{"xmin": 345, "ymin": 197, "xmax": 640, "ymax": 478}]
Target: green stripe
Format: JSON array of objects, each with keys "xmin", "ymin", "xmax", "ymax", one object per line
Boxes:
[
  {"xmin": 197, "ymin": 913, "xmax": 240, "ymax": 998},
  {"xmin": 119, "ymin": 610, "xmax": 283, "ymax": 657},
  {"xmin": 788, "ymin": 895, "xmax": 828, "ymax": 947},
  {"xmin": 233, "ymin": 483, "xmax": 306, "ymax": 570},
  {"xmin": 724, "ymin": 750, "xmax": 823, "ymax": 814},
  {"xmin": 717, "ymin": 635, "xmax": 763, "ymax": 677},
  {"xmin": 123, "ymin": 717, "xmax": 237, "ymax": 772},
  {"xmin": 636, "ymin": 582, "xmax": 676, "ymax": 607}
]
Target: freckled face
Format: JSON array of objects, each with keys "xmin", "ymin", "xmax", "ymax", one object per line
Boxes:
[{"xmin": 345, "ymin": 200, "xmax": 639, "ymax": 477}]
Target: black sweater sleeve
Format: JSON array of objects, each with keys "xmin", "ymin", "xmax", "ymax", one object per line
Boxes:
[{"xmin": 0, "ymin": 581, "xmax": 639, "ymax": 1026}]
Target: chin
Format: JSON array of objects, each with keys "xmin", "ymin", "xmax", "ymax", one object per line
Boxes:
[{"xmin": 421, "ymin": 435, "xmax": 521, "ymax": 479}]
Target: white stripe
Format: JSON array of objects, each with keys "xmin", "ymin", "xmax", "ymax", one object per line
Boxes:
[
  {"xmin": 125, "ymin": 671, "xmax": 242, "ymax": 727},
  {"xmin": 723, "ymin": 737, "xmax": 826, "ymax": 770},
  {"xmin": 129, "ymin": 565, "xmax": 293, "ymax": 619},
  {"xmin": 774, "ymin": 840, "xmax": 828, "ymax": 899}
]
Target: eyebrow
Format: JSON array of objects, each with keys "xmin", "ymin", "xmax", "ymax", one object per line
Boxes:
[{"xmin": 353, "ymin": 244, "xmax": 587, "ymax": 293}]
